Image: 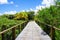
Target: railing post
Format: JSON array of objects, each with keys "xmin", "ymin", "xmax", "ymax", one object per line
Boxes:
[
  {"xmin": 21, "ymin": 23, "xmax": 24, "ymax": 30},
  {"xmin": 1, "ymin": 25, "xmax": 6, "ymax": 40},
  {"xmin": 50, "ymin": 26, "xmax": 55, "ymax": 40},
  {"xmin": 18, "ymin": 25, "xmax": 20, "ymax": 33},
  {"xmin": 20, "ymin": 25, "xmax": 21, "ymax": 32},
  {"xmin": 2, "ymin": 33, "xmax": 4, "ymax": 40},
  {"xmin": 23, "ymin": 23, "xmax": 25, "ymax": 28},
  {"xmin": 12, "ymin": 27, "xmax": 16, "ymax": 40}
]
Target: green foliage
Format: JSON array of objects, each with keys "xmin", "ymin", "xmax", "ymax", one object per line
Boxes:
[
  {"xmin": 55, "ymin": 0, "xmax": 60, "ymax": 5},
  {"xmin": 7, "ymin": 15, "xmax": 15, "ymax": 19},
  {"xmin": 37, "ymin": 5, "xmax": 60, "ymax": 26},
  {"xmin": 0, "ymin": 14, "xmax": 26, "ymax": 40},
  {"xmin": 14, "ymin": 11, "xmax": 35, "ymax": 20},
  {"xmin": 0, "ymin": 15, "xmax": 25, "ymax": 31},
  {"xmin": 37, "ymin": 4, "xmax": 60, "ymax": 40},
  {"xmin": 27, "ymin": 11, "xmax": 35, "ymax": 20},
  {"xmin": 14, "ymin": 12, "xmax": 28, "ymax": 20}
]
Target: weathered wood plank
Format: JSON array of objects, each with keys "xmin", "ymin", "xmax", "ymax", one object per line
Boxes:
[{"xmin": 15, "ymin": 21, "xmax": 51, "ymax": 40}]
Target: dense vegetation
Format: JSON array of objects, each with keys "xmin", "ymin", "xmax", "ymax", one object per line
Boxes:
[
  {"xmin": 0, "ymin": 15, "xmax": 25, "ymax": 31},
  {"xmin": 0, "ymin": 11, "xmax": 35, "ymax": 31},
  {"xmin": 0, "ymin": 11, "xmax": 35, "ymax": 40},
  {"xmin": 0, "ymin": 14, "xmax": 27, "ymax": 40},
  {"xmin": 35, "ymin": 0, "xmax": 60, "ymax": 40}
]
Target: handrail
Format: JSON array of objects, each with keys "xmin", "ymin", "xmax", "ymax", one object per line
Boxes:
[
  {"xmin": 35, "ymin": 20, "xmax": 60, "ymax": 40},
  {"xmin": 0, "ymin": 21, "xmax": 28, "ymax": 40},
  {"xmin": 0, "ymin": 21, "xmax": 27, "ymax": 34},
  {"xmin": 53, "ymin": 26, "xmax": 60, "ymax": 31},
  {"xmin": 0, "ymin": 24, "xmax": 19, "ymax": 34},
  {"xmin": 36, "ymin": 20, "xmax": 60, "ymax": 31}
]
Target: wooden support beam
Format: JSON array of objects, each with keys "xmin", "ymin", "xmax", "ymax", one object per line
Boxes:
[
  {"xmin": 50, "ymin": 27, "xmax": 55, "ymax": 40},
  {"xmin": 1, "ymin": 25, "xmax": 6, "ymax": 40},
  {"xmin": 12, "ymin": 27, "xmax": 16, "ymax": 40}
]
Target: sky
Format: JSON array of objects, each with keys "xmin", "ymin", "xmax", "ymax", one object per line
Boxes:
[{"xmin": 0, "ymin": 0, "xmax": 55, "ymax": 15}]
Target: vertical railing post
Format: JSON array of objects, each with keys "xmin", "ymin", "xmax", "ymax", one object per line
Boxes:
[
  {"xmin": 21, "ymin": 23, "xmax": 24, "ymax": 30},
  {"xmin": 23, "ymin": 23, "xmax": 25, "ymax": 28},
  {"xmin": 12, "ymin": 27, "xmax": 16, "ymax": 40},
  {"xmin": 20, "ymin": 25, "xmax": 21, "ymax": 32},
  {"xmin": 2, "ymin": 33, "xmax": 5, "ymax": 40},
  {"xmin": 1, "ymin": 25, "xmax": 6, "ymax": 40},
  {"xmin": 50, "ymin": 26, "xmax": 55, "ymax": 40},
  {"xmin": 18, "ymin": 25, "xmax": 20, "ymax": 33}
]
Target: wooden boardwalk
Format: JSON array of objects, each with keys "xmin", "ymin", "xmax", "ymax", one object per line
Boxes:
[{"xmin": 15, "ymin": 21, "xmax": 51, "ymax": 40}]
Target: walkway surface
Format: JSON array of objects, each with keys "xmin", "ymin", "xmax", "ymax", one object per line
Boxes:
[{"xmin": 15, "ymin": 21, "xmax": 51, "ymax": 40}]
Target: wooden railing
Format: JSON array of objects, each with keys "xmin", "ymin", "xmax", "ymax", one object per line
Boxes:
[
  {"xmin": 0, "ymin": 21, "xmax": 28, "ymax": 40},
  {"xmin": 35, "ymin": 20, "xmax": 60, "ymax": 40}
]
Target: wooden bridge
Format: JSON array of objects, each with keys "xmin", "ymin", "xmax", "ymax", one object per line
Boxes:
[
  {"xmin": 0, "ymin": 20, "xmax": 60, "ymax": 40},
  {"xmin": 15, "ymin": 21, "xmax": 51, "ymax": 40}
]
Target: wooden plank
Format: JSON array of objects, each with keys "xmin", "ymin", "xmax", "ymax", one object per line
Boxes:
[{"xmin": 15, "ymin": 21, "xmax": 51, "ymax": 40}]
